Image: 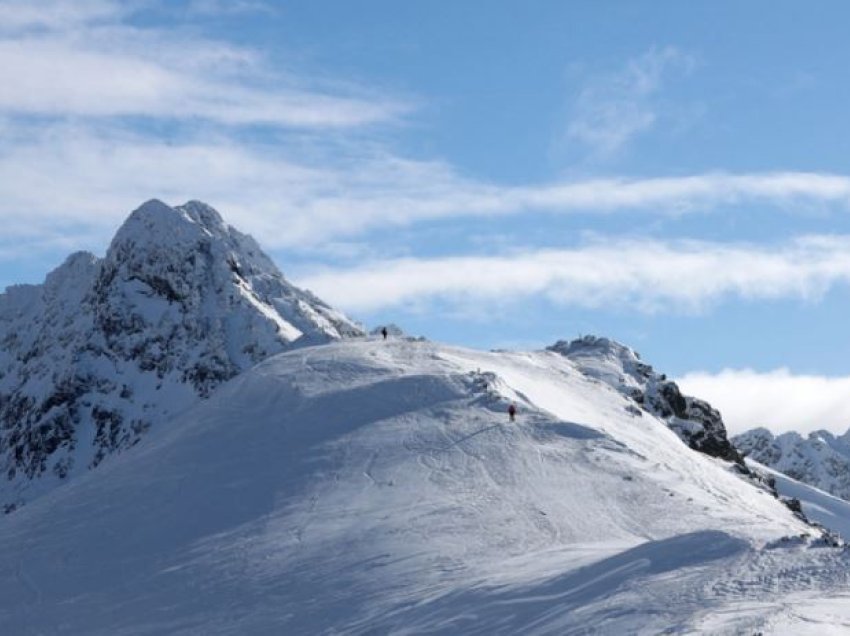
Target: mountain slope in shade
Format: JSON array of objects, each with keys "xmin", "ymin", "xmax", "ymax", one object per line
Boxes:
[
  {"xmin": 734, "ymin": 427, "xmax": 850, "ymax": 502},
  {"xmin": 0, "ymin": 199, "xmax": 362, "ymax": 510},
  {"xmin": 2, "ymin": 338, "xmax": 849, "ymax": 634}
]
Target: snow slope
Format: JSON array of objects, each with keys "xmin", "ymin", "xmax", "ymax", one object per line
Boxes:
[
  {"xmin": 735, "ymin": 427, "xmax": 850, "ymax": 502},
  {"xmin": 749, "ymin": 459, "xmax": 850, "ymax": 541},
  {"xmin": 0, "ymin": 200, "xmax": 362, "ymax": 511},
  {"xmin": 2, "ymin": 337, "xmax": 849, "ymax": 634}
]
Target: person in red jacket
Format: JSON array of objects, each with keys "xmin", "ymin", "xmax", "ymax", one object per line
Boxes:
[{"xmin": 508, "ymin": 403, "xmax": 517, "ymax": 422}]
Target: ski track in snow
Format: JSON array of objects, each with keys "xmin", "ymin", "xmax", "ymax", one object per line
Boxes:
[{"xmin": 1, "ymin": 338, "xmax": 850, "ymax": 634}]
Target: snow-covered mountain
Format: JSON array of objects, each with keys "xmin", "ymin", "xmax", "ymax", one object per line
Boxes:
[
  {"xmin": 2, "ymin": 336, "xmax": 849, "ymax": 634},
  {"xmin": 0, "ymin": 199, "xmax": 362, "ymax": 510},
  {"xmin": 734, "ymin": 427, "xmax": 850, "ymax": 502}
]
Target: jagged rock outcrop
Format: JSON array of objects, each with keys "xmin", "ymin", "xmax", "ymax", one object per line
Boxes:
[
  {"xmin": 0, "ymin": 199, "xmax": 363, "ymax": 510},
  {"xmin": 544, "ymin": 337, "xmax": 829, "ymax": 523},
  {"xmin": 734, "ymin": 427, "xmax": 850, "ymax": 501},
  {"xmin": 548, "ymin": 336, "xmax": 743, "ymax": 464}
]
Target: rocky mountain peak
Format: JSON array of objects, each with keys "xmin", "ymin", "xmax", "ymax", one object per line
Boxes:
[
  {"xmin": 112, "ymin": 199, "xmax": 199, "ymax": 248},
  {"xmin": 177, "ymin": 199, "xmax": 227, "ymax": 230},
  {"xmin": 0, "ymin": 199, "xmax": 363, "ymax": 511},
  {"xmin": 108, "ymin": 199, "xmax": 229, "ymax": 267},
  {"xmin": 549, "ymin": 335, "xmax": 650, "ymax": 391},
  {"xmin": 549, "ymin": 334, "xmax": 641, "ymax": 361}
]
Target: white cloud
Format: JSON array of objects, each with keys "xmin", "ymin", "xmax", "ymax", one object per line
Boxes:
[
  {"xmin": 3, "ymin": 121, "xmax": 850, "ymax": 253},
  {"xmin": 3, "ymin": 4, "xmax": 850, "ymax": 256},
  {"xmin": 4, "ymin": 2, "xmax": 850, "ymax": 285},
  {"xmin": 677, "ymin": 369, "xmax": 850, "ymax": 436},
  {"xmin": 568, "ymin": 46, "xmax": 695, "ymax": 156},
  {"xmin": 185, "ymin": 0, "xmax": 272, "ymax": 15},
  {"xmin": 267, "ymin": 170, "xmax": 850, "ymax": 245},
  {"xmin": 0, "ymin": 1, "xmax": 407, "ymax": 127},
  {"xmin": 294, "ymin": 236, "xmax": 850, "ymax": 313},
  {"xmin": 0, "ymin": 124, "xmax": 325, "ymax": 238},
  {"xmin": 0, "ymin": 0, "xmax": 125, "ymax": 32}
]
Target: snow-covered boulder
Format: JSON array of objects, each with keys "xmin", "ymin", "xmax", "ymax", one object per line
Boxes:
[{"xmin": 0, "ymin": 199, "xmax": 363, "ymax": 510}]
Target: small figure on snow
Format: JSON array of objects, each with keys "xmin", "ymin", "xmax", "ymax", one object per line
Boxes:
[
  {"xmin": 381, "ymin": 326, "xmax": 388, "ymax": 340},
  {"xmin": 508, "ymin": 403, "xmax": 517, "ymax": 422}
]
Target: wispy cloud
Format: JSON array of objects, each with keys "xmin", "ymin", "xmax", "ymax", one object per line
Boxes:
[
  {"xmin": 185, "ymin": 0, "xmax": 272, "ymax": 16},
  {"xmin": 295, "ymin": 235, "xmax": 850, "ymax": 313},
  {"xmin": 0, "ymin": 0, "xmax": 125, "ymax": 32},
  {"xmin": 0, "ymin": 0, "xmax": 408, "ymax": 127},
  {"xmin": 677, "ymin": 369, "xmax": 850, "ymax": 436},
  {"xmin": 568, "ymin": 46, "xmax": 695, "ymax": 157},
  {"xmin": 5, "ymin": 1, "xmax": 850, "ymax": 321},
  {"xmin": 0, "ymin": 0, "xmax": 419, "ymax": 261},
  {"xmin": 3, "ymin": 119, "xmax": 850, "ymax": 253}
]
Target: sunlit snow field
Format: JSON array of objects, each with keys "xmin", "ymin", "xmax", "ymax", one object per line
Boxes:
[{"xmin": 2, "ymin": 338, "xmax": 850, "ymax": 634}]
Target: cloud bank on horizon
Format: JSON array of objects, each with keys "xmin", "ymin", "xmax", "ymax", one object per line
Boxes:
[
  {"xmin": 2, "ymin": 0, "xmax": 850, "ymax": 436},
  {"xmin": 678, "ymin": 369, "xmax": 850, "ymax": 437}
]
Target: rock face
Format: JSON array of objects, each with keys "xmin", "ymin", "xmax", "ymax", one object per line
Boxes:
[
  {"xmin": 0, "ymin": 199, "xmax": 363, "ymax": 510},
  {"xmin": 734, "ymin": 427, "xmax": 850, "ymax": 501},
  {"xmin": 548, "ymin": 336, "xmax": 744, "ymax": 465}
]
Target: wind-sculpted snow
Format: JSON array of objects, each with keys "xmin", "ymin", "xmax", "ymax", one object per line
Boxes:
[
  {"xmin": 385, "ymin": 530, "xmax": 751, "ymax": 634},
  {"xmin": 2, "ymin": 338, "xmax": 848, "ymax": 634},
  {"xmin": 0, "ymin": 199, "xmax": 362, "ymax": 510}
]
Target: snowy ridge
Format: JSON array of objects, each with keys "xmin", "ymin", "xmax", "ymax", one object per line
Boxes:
[
  {"xmin": 735, "ymin": 427, "xmax": 850, "ymax": 502},
  {"xmin": 0, "ymin": 199, "xmax": 363, "ymax": 510},
  {"xmin": 549, "ymin": 336, "xmax": 743, "ymax": 464},
  {"xmin": 1, "ymin": 337, "xmax": 849, "ymax": 634}
]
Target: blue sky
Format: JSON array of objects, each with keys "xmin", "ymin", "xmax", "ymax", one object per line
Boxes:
[{"xmin": 3, "ymin": 0, "xmax": 850, "ymax": 433}]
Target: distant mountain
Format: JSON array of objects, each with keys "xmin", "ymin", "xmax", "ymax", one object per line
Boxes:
[
  {"xmin": 2, "ymin": 336, "xmax": 842, "ymax": 635},
  {"xmin": 0, "ymin": 199, "xmax": 362, "ymax": 510},
  {"xmin": 749, "ymin": 458, "xmax": 850, "ymax": 541},
  {"xmin": 734, "ymin": 427, "xmax": 850, "ymax": 501}
]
